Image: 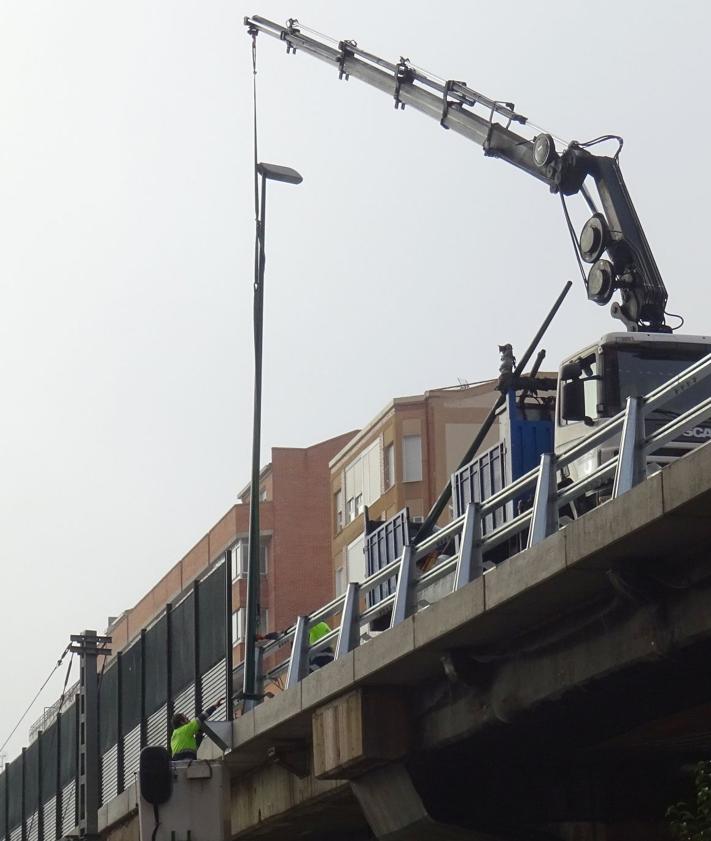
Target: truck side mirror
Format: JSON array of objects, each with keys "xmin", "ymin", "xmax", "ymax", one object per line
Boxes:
[
  {"xmin": 560, "ymin": 361, "xmax": 582, "ymax": 381},
  {"xmin": 561, "ymin": 378, "xmax": 586, "ymax": 422}
]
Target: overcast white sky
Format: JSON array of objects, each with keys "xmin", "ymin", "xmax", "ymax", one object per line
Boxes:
[{"xmin": 1, "ymin": 0, "xmax": 709, "ymax": 761}]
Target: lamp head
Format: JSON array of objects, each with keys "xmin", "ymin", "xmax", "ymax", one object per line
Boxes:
[{"xmin": 257, "ymin": 162, "xmax": 303, "ymax": 185}]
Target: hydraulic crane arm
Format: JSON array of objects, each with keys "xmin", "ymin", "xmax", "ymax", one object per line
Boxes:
[{"xmin": 245, "ymin": 15, "xmax": 671, "ymax": 332}]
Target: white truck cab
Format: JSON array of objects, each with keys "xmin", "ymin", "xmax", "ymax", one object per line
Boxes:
[{"xmin": 555, "ymin": 332, "xmax": 711, "ymax": 488}]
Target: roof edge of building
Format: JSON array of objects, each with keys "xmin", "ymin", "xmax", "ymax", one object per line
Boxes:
[{"xmin": 328, "ymin": 379, "xmax": 508, "ymax": 469}]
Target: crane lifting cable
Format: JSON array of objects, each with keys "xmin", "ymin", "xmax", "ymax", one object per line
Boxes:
[{"xmin": 243, "ymin": 23, "xmax": 304, "ymax": 708}]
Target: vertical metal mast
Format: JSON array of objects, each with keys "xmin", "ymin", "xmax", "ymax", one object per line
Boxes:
[{"xmin": 70, "ymin": 631, "xmax": 111, "ymax": 840}]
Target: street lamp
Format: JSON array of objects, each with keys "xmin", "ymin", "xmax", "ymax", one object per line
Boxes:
[{"xmin": 242, "ymin": 161, "xmax": 302, "ymax": 710}]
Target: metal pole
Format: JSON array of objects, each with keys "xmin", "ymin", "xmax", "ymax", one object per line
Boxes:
[
  {"xmin": 225, "ymin": 554, "xmax": 235, "ymax": 720},
  {"xmin": 417, "ymin": 280, "xmax": 572, "ymax": 541},
  {"xmin": 139, "ymin": 630, "xmax": 147, "ymax": 750},
  {"xmin": 75, "ymin": 630, "xmax": 100, "ymax": 839},
  {"xmin": 193, "ymin": 580, "xmax": 203, "ymax": 716},
  {"xmin": 165, "ymin": 604, "xmax": 173, "ymax": 748},
  {"xmin": 116, "ymin": 652, "xmax": 124, "ymax": 795},
  {"xmin": 243, "ymin": 172, "xmax": 268, "ymax": 705}
]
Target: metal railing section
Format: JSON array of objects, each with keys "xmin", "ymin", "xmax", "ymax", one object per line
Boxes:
[
  {"xmin": 3, "ymin": 354, "xmax": 711, "ymax": 837},
  {"xmin": 250, "ymin": 352, "xmax": 711, "ymax": 695}
]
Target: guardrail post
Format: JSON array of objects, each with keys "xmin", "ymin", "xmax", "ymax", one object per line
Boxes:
[
  {"xmin": 390, "ymin": 547, "xmax": 414, "ymax": 628},
  {"xmin": 336, "ymin": 583, "xmax": 360, "ymax": 658},
  {"xmin": 286, "ymin": 616, "xmax": 309, "ymax": 689},
  {"xmin": 613, "ymin": 396, "xmax": 645, "ymax": 498},
  {"xmin": 527, "ymin": 453, "xmax": 557, "ymax": 548},
  {"xmin": 454, "ymin": 503, "xmax": 483, "ymax": 589}
]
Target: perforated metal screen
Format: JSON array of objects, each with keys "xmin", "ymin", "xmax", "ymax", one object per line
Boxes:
[
  {"xmin": 0, "ymin": 769, "xmax": 6, "ymax": 840},
  {"xmin": 366, "ymin": 509, "xmax": 411, "ymax": 606},
  {"xmin": 59, "ymin": 704, "xmax": 76, "ymax": 789},
  {"xmin": 170, "ymin": 593, "xmax": 195, "ymax": 696},
  {"xmin": 452, "ymin": 441, "xmax": 508, "ymax": 531},
  {"xmin": 24, "ymin": 742, "xmax": 38, "ymax": 822},
  {"xmin": 40, "ymin": 723, "xmax": 57, "ymax": 801},
  {"xmin": 99, "ymin": 661, "xmax": 118, "ymax": 754},
  {"xmin": 120, "ymin": 639, "xmax": 142, "ymax": 734},
  {"xmin": 3, "ymin": 560, "xmax": 230, "ymax": 830},
  {"xmin": 6, "ymin": 757, "xmax": 21, "ymax": 831},
  {"xmin": 199, "ymin": 564, "xmax": 226, "ymax": 673}
]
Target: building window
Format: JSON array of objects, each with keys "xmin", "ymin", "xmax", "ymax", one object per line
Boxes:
[
  {"xmin": 335, "ymin": 489, "xmax": 344, "ymax": 532},
  {"xmin": 232, "ymin": 608, "xmax": 245, "ymax": 643},
  {"xmin": 402, "ymin": 434, "xmax": 423, "ymax": 482},
  {"xmin": 260, "ymin": 607, "xmax": 269, "ymax": 634},
  {"xmin": 384, "ymin": 442, "xmax": 395, "ymax": 489},
  {"xmin": 344, "ymin": 441, "xmax": 382, "ymax": 524},
  {"xmin": 346, "ymin": 535, "xmax": 366, "ymax": 584},
  {"xmin": 231, "ymin": 538, "xmax": 268, "ymax": 580},
  {"xmin": 259, "ymin": 486, "xmax": 268, "ymax": 502}
]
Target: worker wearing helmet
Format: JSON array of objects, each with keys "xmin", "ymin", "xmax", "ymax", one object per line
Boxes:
[{"xmin": 170, "ymin": 698, "xmax": 223, "ymax": 761}]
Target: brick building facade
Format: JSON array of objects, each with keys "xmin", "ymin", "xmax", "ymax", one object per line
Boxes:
[
  {"xmin": 330, "ymin": 381, "xmax": 502, "ymax": 592},
  {"xmin": 106, "ymin": 430, "xmax": 356, "ymax": 664}
]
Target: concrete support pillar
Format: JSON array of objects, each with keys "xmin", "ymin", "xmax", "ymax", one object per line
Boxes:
[{"xmin": 350, "ymin": 762, "xmax": 500, "ymax": 841}]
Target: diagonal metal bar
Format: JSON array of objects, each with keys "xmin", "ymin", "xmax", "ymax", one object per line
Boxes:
[
  {"xmin": 527, "ymin": 453, "xmax": 558, "ymax": 547},
  {"xmin": 613, "ymin": 396, "xmax": 645, "ymax": 498},
  {"xmin": 336, "ymin": 583, "xmax": 360, "ymax": 659},
  {"xmin": 454, "ymin": 503, "xmax": 483, "ymax": 589}
]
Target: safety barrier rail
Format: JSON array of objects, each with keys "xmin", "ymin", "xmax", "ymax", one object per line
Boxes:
[
  {"xmin": 251, "ymin": 351, "xmax": 711, "ymax": 691},
  {"xmin": 3, "ymin": 353, "xmax": 711, "ymax": 841}
]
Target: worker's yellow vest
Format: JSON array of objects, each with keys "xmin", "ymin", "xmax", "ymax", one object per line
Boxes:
[{"xmin": 170, "ymin": 719, "xmax": 200, "ymax": 756}]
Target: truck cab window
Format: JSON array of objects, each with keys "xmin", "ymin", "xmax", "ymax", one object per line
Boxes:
[
  {"xmin": 583, "ymin": 357, "xmax": 599, "ymax": 420},
  {"xmin": 560, "ymin": 353, "xmax": 599, "ymax": 425}
]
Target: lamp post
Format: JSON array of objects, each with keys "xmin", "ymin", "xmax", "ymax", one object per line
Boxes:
[{"xmin": 243, "ymin": 162, "xmax": 302, "ymax": 710}]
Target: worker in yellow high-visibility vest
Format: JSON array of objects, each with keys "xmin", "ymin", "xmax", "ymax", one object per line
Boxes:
[
  {"xmin": 308, "ymin": 621, "xmax": 334, "ymax": 672},
  {"xmin": 170, "ymin": 698, "xmax": 223, "ymax": 760}
]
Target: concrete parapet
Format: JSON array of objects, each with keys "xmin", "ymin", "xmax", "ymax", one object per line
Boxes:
[
  {"xmin": 354, "ymin": 616, "xmax": 416, "ymax": 683},
  {"xmin": 413, "ymin": 576, "xmax": 485, "ymax": 649},
  {"xmin": 662, "ymin": 438, "xmax": 711, "ymax": 515},
  {"xmin": 302, "ymin": 649, "xmax": 356, "ymax": 709},
  {"xmin": 565, "ymin": 473, "xmax": 665, "ymax": 569},
  {"xmin": 254, "ymin": 680, "xmax": 304, "ymax": 739}
]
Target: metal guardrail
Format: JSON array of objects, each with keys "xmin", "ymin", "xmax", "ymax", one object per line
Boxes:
[{"xmin": 250, "ymin": 351, "xmax": 711, "ymax": 692}]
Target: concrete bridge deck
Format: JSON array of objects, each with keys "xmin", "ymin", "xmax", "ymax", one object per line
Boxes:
[{"xmin": 100, "ymin": 440, "xmax": 711, "ymax": 840}]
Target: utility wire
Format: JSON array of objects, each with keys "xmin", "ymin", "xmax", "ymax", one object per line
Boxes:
[{"xmin": 0, "ymin": 646, "xmax": 70, "ymax": 757}]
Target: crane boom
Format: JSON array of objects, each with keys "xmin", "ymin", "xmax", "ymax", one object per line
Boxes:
[{"xmin": 245, "ymin": 15, "xmax": 671, "ymax": 332}]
